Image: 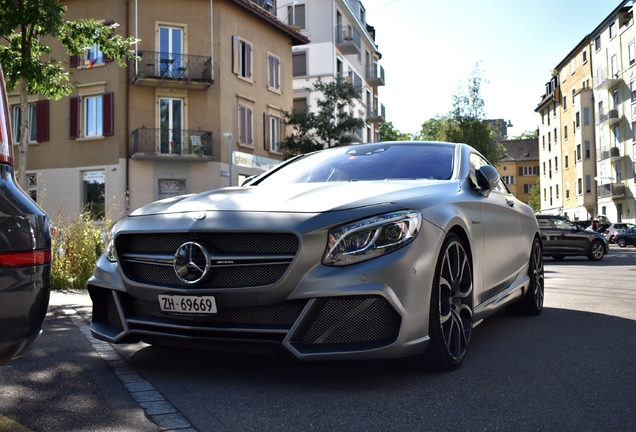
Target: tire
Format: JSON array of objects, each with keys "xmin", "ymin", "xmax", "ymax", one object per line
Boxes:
[
  {"xmin": 617, "ymin": 238, "xmax": 627, "ymax": 248},
  {"xmin": 609, "ymin": 235, "xmax": 615, "ymax": 244},
  {"xmin": 587, "ymin": 240, "xmax": 605, "ymax": 261},
  {"xmin": 551, "ymin": 255, "xmax": 565, "ymax": 261},
  {"xmin": 405, "ymin": 233, "xmax": 473, "ymax": 371},
  {"xmin": 507, "ymin": 237, "xmax": 544, "ymax": 316}
]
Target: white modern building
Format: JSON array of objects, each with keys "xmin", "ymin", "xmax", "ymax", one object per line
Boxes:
[{"xmin": 276, "ymin": 0, "xmax": 386, "ymax": 142}]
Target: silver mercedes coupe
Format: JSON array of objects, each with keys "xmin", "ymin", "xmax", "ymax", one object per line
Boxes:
[{"xmin": 88, "ymin": 141, "xmax": 544, "ymax": 371}]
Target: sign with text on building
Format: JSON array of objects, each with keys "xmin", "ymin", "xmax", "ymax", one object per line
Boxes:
[
  {"xmin": 83, "ymin": 170, "xmax": 105, "ymax": 183},
  {"xmin": 158, "ymin": 179, "xmax": 186, "ymax": 200},
  {"xmin": 232, "ymin": 151, "xmax": 282, "ymax": 171}
]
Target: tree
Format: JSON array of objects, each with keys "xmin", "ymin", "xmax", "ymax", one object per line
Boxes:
[
  {"xmin": 280, "ymin": 77, "xmax": 366, "ymax": 159},
  {"xmin": 437, "ymin": 64, "xmax": 505, "ymax": 164},
  {"xmin": 418, "ymin": 115, "xmax": 449, "ymax": 141},
  {"xmin": 379, "ymin": 121, "xmax": 412, "ymax": 141},
  {"xmin": 0, "ymin": 0, "xmax": 138, "ymax": 189},
  {"xmin": 511, "ymin": 129, "xmax": 539, "ymax": 140},
  {"xmin": 528, "ymin": 178, "xmax": 541, "ymax": 212}
]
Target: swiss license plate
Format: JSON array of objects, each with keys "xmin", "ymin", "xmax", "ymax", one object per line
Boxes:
[{"xmin": 158, "ymin": 295, "xmax": 217, "ymax": 314}]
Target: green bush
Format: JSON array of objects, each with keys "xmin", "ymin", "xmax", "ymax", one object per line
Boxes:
[{"xmin": 51, "ymin": 210, "xmax": 109, "ymax": 290}]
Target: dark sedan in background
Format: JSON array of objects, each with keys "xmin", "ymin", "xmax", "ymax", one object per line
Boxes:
[
  {"xmin": 615, "ymin": 228, "xmax": 636, "ymax": 248},
  {"xmin": 0, "ymin": 65, "xmax": 51, "ymax": 364},
  {"xmin": 536, "ymin": 214, "xmax": 608, "ymax": 261}
]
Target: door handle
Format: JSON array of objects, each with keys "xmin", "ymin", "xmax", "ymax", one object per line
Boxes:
[{"xmin": 506, "ymin": 199, "xmax": 515, "ymax": 207}]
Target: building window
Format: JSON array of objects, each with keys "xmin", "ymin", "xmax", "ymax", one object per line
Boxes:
[
  {"xmin": 159, "ymin": 97, "xmax": 184, "ymax": 155},
  {"xmin": 264, "ymin": 113, "xmax": 283, "ymax": 152},
  {"xmin": 69, "ymin": 93, "xmax": 113, "ymax": 139},
  {"xmin": 292, "ymin": 52, "xmax": 307, "ymax": 77},
  {"xmin": 523, "ymin": 183, "xmax": 535, "ymax": 194},
  {"xmin": 238, "ymin": 103, "xmax": 253, "ymax": 146},
  {"xmin": 614, "ymin": 125, "xmax": 621, "ymax": 146},
  {"xmin": 566, "ymin": 182, "xmax": 570, "ymax": 199},
  {"xmin": 267, "ymin": 53, "xmax": 280, "ymax": 91},
  {"xmin": 542, "ymin": 162, "xmax": 546, "ymax": 176},
  {"xmin": 520, "ymin": 166, "xmax": 539, "ymax": 176},
  {"xmin": 594, "ymin": 35, "xmax": 601, "ymax": 51},
  {"xmin": 609, "ymin": 20, "xmax": 616, "ymax": 39},
  {"xmin": 501, "ymin": 176, "xmax": 515, "ymax": 185},
  {"xmin": 565, "ymin": 154, "xmax": 569, "ymax": 169},
  {"xmin": 84, "ymin": 44, "xmax": 103, "ymax": 66},
  {"xmin": 575, "ymin": 111, "xmax": 580, "ymax": 128},
  {"xmin": 83, "ymin": 170, "xmax": 105, "ymax": 219},
  {"xmin": 585, "ymin": 140, "xmax": 590, "ymax": 158},
  {"xmin": 159, "ymin": 25, "xmax": 184, "ymax": 78},
  {"xmin": 577, "ymin": 178, "xmax": 582, "ymax": 195},
  {"xmin": 630, "ymin": 40, "xmax": 635, "ymax": 66},
  {"xmin": 582, "ymin": 48, "xmax": 587, "ymax": 64},
  {"xmin": 548, "ymin": 160, "xmax": 552, "ymax": 179},
  {"xmin": 564, "ymin": 124, "xmax": 568, "ymax": 140},
  {"xmin": 27, "ymin": 173, "xmax": 37, "ymax": 202},
  {"xmin": 232, "ymin": 36, "xmax": 252, "ymax": 79},
  {"xmin": 556, "ymin": 184, "xmax": 559, "ymax": 200},
  {"xmin": 577, "ymin": 143, "xmax": 582, "ymax": 161},
  {"xmin": 293, "ymin": 98, "xmax": 307, "ymax": 111},
  {"xmin": 563, "ymin": 95, "xmax": 567, "ymax": 110},
  {"xmin": 554, "ymin": 128, "xmax": 557, "ymax": 142},
  {"xmin": 585, "ymin": 175, "xmax": 592, "ymax": 193},
  {"xmin": 288, "ymin": 4, "xmax": 306, "ymax": 29},
  {"xmin": 584, "ymin": 107, "xmax": 590, "ymax": 125},
  {"xmin": 542, "ymin": 136, "xmax": 545, "ymax": 150},
  {"xmin": 570, "ymin": 57, "xmax": 576, "ymax": 74},
  {"xmin": 11, "ymin": 104, "xmax": 37, "ymax": 143},
  {"xmin": 554, "ymin": 157, "xmax": 558, "ymax": 172}
]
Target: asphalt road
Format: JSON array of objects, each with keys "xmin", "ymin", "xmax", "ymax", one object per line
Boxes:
[{"xmin": 1, "ymin": 245, "xmax": 635, "ymax": 431}]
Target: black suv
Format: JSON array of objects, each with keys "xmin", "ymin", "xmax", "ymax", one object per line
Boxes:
[
  {"xmin": 536, "ymin": 215, "xmax": 608, "ymax": 261},
  {"xmin": 0, "ymin": 65, "xmax": 51, "ymax": 364}
]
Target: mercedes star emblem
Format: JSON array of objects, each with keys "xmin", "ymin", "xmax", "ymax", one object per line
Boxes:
[{"xmin": 174, "ymin": 242, "xmax": 209, "ymax": 284}]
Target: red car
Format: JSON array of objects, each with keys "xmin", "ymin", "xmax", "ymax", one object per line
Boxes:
[{"xmin": 0, "ymin": 65, "xmax": 51, "ymax": 364}]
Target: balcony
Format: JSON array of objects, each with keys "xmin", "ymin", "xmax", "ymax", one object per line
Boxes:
[
  {"xmin": 597, "ymin": 182, "xmax": 625, "ymax": 199},
  {"xmin": 596, "ymin": 107, "xmax": 621, "ymax": 125},
  {"xmin": 594, "ymin": 67, "xmax": 621, "ymax": 90},
  {"xmin": 597, "ymin": 146, "xmax": 622, "ymax": 162},
  {"xmin": 366, "ymin": 64, "xmax": 385, "ymax": 87},
  {"xmin": 367, "ymin": 103, "xmax": 385, "ymax": 123},
  {"xmin": 336, "ymin": 27, "xmax": 361, "ymax": 56},
  {"xmin": 132, "ymin": 128, "xmax": 213, "ymax": 161},
  {"xmin": 133, "ymin": 52, "xmax": 213, "ymax": 90}
]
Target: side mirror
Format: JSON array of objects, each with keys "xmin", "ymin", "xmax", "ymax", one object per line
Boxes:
[{"xmin": 475, "ymin": 165, "xmax": 500, "ymax": 197}]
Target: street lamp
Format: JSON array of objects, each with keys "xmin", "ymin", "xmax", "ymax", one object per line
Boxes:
[{"xmin": 223, "ymin": 132, "xmax": 232, "ymax": 186}]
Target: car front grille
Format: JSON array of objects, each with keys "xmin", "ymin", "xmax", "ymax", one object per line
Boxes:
[{"xmin": 115, "ymin": 232, "xmax": 299, "ymax": 288}]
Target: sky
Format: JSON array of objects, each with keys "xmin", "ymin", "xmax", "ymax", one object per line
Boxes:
[{"xmin": 357, "ymin": 0, "xmax": 627, "ymax": 137}]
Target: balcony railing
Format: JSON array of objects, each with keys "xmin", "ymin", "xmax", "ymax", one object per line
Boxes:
[
  {"xmin": 336, "ymin": 26, "xmax": 361, "ymax": 55},
  {"xmin": 367, "ymin": 103, "xmax": 386, "ymax": 123},
  {"xmin": 597, "ymin": 146, "xmax": 621, "ymax": 161},
  {"xmin": 134, "ymin": 51, "xmax": 213, "ymax": 90},
  {"xmin": 595, "ymin": 107, "xmax": 621, "ymax": 125},
  {"xmin": 594, "ymin": 67, "xmax": 621, "ymax": 90},
  {"xmin": 132, "ymin": 128, "xmax": 213, "ymax": 161},
  {"xmin": 366, "ymin": 64, "xmax": 385, "ymax": 86},
  {"xmin": 597, "ymin": 182, "xmax": 625, "ymax": 199}
]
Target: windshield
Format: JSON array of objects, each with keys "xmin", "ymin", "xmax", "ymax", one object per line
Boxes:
[{"xmin": 258, "ymin": 143, "xmax": 455, "ymax": 185}]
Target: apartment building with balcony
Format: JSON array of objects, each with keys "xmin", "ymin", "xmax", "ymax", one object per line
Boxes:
[
  {"xmin": 275, "ymin": 0, "xmax": 386, "ymax": 143},
  {"xmin": 535, "ymin": 76, "xmax": 564, "ymax": 214},
  {"xmin": 497, "ymin": 139, "xmax": 540, "ymax": 205},
  {"xmin": 554, "ymin": 38, "xmax": 598, "ymax": 222},
  {"xmin": 591, "ymin": 1, "xmax": 634, "ymax": 223},
  {"xmin": 7, "ymin": 0, "xmax": 308, "ymax": 219}
]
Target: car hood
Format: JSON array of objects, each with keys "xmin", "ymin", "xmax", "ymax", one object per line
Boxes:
[{"xmin": 130, "ymin": 180, "xmax": 459, "ymax": 216}]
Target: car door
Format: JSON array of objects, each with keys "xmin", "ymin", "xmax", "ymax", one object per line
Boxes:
[
  {"xmin": 552, "ymin": 217, "xmax": 589, "ymax": 253},
  {"xmin": 469, "ymin": 153, "xmax": 524, "ymax": 302}
]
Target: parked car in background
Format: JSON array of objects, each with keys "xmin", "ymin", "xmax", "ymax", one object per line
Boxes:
[
  {"xmin": 89, "ymin": 141, "xmax": 544, "ymax": 372},
  {"xmin": 0, "ymin": 65, "xmax": 51, "ymax": 364},
  {"xmin": 602, "ymin": 223, "xmax": 636, "ymax": 243},
  {"xmin": 614, "ymin": 227, "xmax": 636, "ymax": 248},
  {"xmin": 536, "ymin": 214, "xmax": 608, "ymax": 261}
]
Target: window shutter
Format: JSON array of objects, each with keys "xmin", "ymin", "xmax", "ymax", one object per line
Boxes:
[
  {"xmin": 519, "ymin": 167, "xmax": 523, "ymax": 176},
  {"xmin": 70, "ymin": 55, "xmax": 80, "ymax": 68},
  {"xmin": 245, "ymin": 42, "xmax": 252, "ymax": 79},
  {"xmin": 264, "ymin": 113, "xmax": 270, "ymax": 150},
  {"xmin": 103, "ymin": 21, "xmax": 115, "ymax": 63},
  {"xmin": 239, "ymin": 105, "xmax": 246, "ymax": 143},
  {"xmin": 103, "ymin": 92, "xmax": 114, "ymax": 135},
  {"xmin": 280, "ymin": 120, "xmax": 287, "ymax": 142},
  {"xmin": 247, "ymin": 108, "xmax": 253, "ymax": 144},
  {"xmin": 36, "ymin": 100, "xmax": 49, "ymax": 142},
  {"xmin": 69, "ymin": 96, "xmax": 80, "ymax": 139},
  {"xmin": 232, "ymin": 36, "xmax": 239, "ymax": 75},
  {"xmin": 275, "ymin": 57, "xmax": 280, "ymax": 89}
]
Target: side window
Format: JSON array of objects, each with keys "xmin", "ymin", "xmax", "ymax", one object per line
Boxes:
[{"xmin": 469, "ymin": 152, "xmax": 508, "ymax": 193}]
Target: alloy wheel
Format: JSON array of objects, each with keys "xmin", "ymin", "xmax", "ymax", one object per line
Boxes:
[
  {"xmin": 530, "ymin": 239, "xmax": 544, "ymax": 310},
  {"xmin": 437, "ymin": 239, "xmax": 473, "ymax": 362}
]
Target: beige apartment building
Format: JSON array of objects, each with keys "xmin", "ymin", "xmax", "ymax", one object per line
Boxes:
[
  {"xmin": 8, "ymin": 0, "xmax": 308, "ymax": 219},
  {"xmin": 497, "ymin": 139, "xmax": 540, "ymax": 205},
  {"xmin": 536, "ymin": 0, "xmax": 636, "ymax": 224}
]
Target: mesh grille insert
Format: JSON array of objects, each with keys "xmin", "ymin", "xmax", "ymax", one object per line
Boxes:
[{"xmin": 301, "ymin": 297, "xmax": 401, "ymax": 345}]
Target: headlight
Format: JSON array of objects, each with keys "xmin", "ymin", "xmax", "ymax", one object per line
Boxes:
[
  {"xmin": 105, "ymin": 228, "xmax": 117, "ymax": 262},
  {"xmin": 323, "ymin": 210, "xmax": 422, "ymax": 266}
]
